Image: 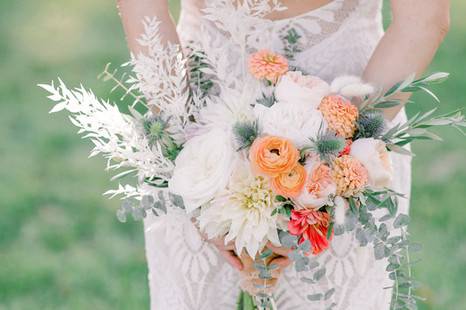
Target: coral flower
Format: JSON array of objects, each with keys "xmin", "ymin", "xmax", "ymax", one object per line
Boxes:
[
  {"xmin": 332, "ymin": 155, "xmax": 368, "ymax": 197},
  {"xmin": 319, "ymin": 95, "xmax": 358, "ymax": 138},
  {"xmin": 249, "ymin": 136, "xmax": 300, "ymax": 177},
  {"xmin": 288, "ymin": 209, "xmax": 332, "ymax": 255},
  {"xmin": 271, "ymin": 164, "xmax": 307, "ymax": 198},
  {"xmin": 249, "ymin": 49, "xmax": 289, "ymax": 83}
]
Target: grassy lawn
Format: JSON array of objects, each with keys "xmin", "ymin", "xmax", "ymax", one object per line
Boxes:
[{"xmin": 0, "ymin": 0, "xmax": 464, "ymax": 309}]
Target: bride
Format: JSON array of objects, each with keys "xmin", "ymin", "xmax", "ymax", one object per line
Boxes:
[{"xmin": 117, "ymin": 0, "xmax": 449, "ymax": 309}]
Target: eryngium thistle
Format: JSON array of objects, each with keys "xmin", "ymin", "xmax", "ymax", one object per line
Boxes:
[
  {"xmin": 233, "ymin": 121, "xmax": 259, "ymax": 151},
  {"xmin": 144, "ymin": 116, "xmax": 166, "ymax": 144},
  {"xmin": 143, "ymin": 116, "xmax": 181, "ymax": 160},
  {"xmin": 357, "ymin": 110, "xmax": 385, "ymax": 138},
  {"xmin": 311, "ymin": 133, "xmax": 346, "ymax": 162}
]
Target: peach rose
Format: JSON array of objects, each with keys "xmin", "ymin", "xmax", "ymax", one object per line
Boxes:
[
  {"xmin": 271, "ymin": 164, "xmax": 307, "ymax": 198},
  {"xmin": 275, "ymin": 71, "xmax": 330, "ymax": 107},
  {"xmin": 248, "ymin": 49, "xmax": 289, "ymax": 83},
  {"xmin": 319, "ymin": 95, "xmax": 358, "ymax": 138},
  {"xmin": 249, "ymin": 136, "xmax": 300, "ymax": 177},
  {"xmin": 296, "ymin": 160, "xmax": 336, "ymax": 209},
  {"xmin": 332, "ymin": 155, "xmax": 369, "ymax": 197}
]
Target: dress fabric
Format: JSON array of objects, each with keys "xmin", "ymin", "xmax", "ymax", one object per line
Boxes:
[{"xmin": 143, "ymin": 0, "xmax": 412, "ymax": 309}]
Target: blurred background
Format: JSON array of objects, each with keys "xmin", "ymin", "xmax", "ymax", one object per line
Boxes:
[{"xmin": 0, "ymin": 0, "xmax": 464, "ymax": 309}]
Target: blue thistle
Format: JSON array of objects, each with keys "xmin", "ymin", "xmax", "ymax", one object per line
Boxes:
[
  {"xmin": 233, "ymin": 121, "xmax": 259, "ymax": 151},
  {"xmin": 306, "ymin": 132, "xmax": 346, "ymax": 163},
  {"xmin": 357, "ymin": 110, "xmax": 385, "ymax": 138}
]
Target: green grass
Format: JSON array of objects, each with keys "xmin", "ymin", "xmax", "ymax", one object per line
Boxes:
[{"xmin": 0, "ymin": 0, "xmax": 465, "ymax": 309}]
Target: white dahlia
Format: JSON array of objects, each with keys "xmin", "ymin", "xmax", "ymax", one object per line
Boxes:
[{"xmin": 198, "ymin": 161, "xmax": 281, "ymax": 258}]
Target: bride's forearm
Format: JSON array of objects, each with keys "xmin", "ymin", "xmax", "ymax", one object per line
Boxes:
[
  {"xmin": 363, "ymin": 0, "xmax": 450, "ymax": 120},
  {"xmin": 117, "ymin": 0, "xmax": 180, "ymax": 54}
]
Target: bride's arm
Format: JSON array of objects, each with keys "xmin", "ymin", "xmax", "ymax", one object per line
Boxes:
[
  {"xmin": 117, "ymin": 0, "xmax": 180, "ymax": 53},
  {"xmin": 117, "ymin": 0, "xmax": 246, "ymax": 271},
  {"xmin": 363, "ymin": 0, "xmax": 450, "ymax": 120}
]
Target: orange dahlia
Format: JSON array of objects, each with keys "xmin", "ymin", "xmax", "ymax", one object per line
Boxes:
[{"xmin": 319, "ymin": 95, "xmax": 358, "ymax": 138}]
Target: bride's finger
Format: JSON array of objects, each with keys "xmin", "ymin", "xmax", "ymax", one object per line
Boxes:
[
  {"xmin": 221, "ymin": 250, "xmax": 244, "ymax": 271},
  {"xmin": 269, "ymin": 256, "xmax": 291, "ymax": 269},
  {"xmin": 266, "ymin": 242, "xmax": 292, "ymax": 257}
]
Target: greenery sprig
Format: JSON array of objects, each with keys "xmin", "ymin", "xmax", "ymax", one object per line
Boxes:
[
  {"xmin": 360, "ymin": 72, "xmax": 450, "ymax": 112},
  {"xmin": 336, "ymin": 189, "xmax": 421, "ymax": 310},
  {"xmin": 382, "ymin": 109, "xmax": 466, "ymax": 154},
  {"xmin": 98, "ymin": 63, "xmax": 147, "ymax": 109}
]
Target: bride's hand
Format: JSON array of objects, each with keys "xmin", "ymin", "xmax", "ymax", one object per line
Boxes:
[
  {"xmin": 210, "ymin": 237, "xmax": 244, "ymax": 271},
  {"xmin": 266, "ymin": 242, "xmax": 292, "ymax": 276}
]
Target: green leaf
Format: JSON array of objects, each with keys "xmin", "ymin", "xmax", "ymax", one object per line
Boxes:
[
  {"xmin": 374, "ymin": 243, "xmax": 386, "ymax": 260},
  {"xmin": 313, "ymin": 268, "xmax": 326, "ymax": 281},
  {"xmin": 373, "ymin": 100, "xmax": 402, "ymax": 109},
  {"xmin": 308, "ymin": 293, "xmax": 323, "ymax": 301},
  {"xmin": 259, "ymin": 249, "xmax": 273, "ymax": 260},
  {"xmin": 348, "ymin": 197, "xmax": 358, "ymax": 214},
  {"xmin": 386, "ymin": 144, "xmax": 414, "ymax": 156},
  {"xmin": 394, "ymin": 214, "xmax": 410, "ymax": 228},
  {"xmin": 324, "ymin": 288, "xmax": 336, "ymax": 300},
  {"xmin": 275, "ymin": 195, "xmax": 287, "ymax": 202},
  {"xmin": 326, "ymin": 222, "xmax": 334, "ymax": 240}
]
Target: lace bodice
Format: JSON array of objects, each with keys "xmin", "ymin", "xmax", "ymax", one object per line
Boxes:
[{"xmin": 143, "ymin": 1, "xmax": 412, "ymax": 309}]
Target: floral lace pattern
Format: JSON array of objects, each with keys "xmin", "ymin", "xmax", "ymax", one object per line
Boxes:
[{"xmin": 144, "ymin": 0, "xmax": 412, "ymax": 309}]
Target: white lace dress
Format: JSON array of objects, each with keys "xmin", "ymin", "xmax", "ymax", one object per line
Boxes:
[{"xmin": 143, "ymin": 0, "xmax": 412, "ymax": 309}]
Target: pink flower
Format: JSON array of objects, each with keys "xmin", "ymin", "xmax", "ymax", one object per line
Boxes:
[
  {"xmin": 288, "ymin": 209, "xmax": 332, "ymax": 255},
  {"xmin": 248, "ymin": 49, "xmax": 289, "ymax": 83},
  {"xmin": 332, "ymin": 155, "xmax": 368, "ymax": 197},
  {"xmin": 296, "ymin": 159, "xmax": 336, "ymax": 209},
  {"xmin": 319, "ymin": 95, "xmax": 358, "ymax": 138}
]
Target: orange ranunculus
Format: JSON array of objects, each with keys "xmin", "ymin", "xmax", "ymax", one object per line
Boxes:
[
  {"xmin": 271, "ymin": 164, "xmax": 307, "ymax": 198},
  {"xmin": 248, "ymin": 49, "xmax": 289, "ymax": 83},
  {"xmin": 249, "ymin": 136, "xmax": 300, "ymax": 177},
  {"xmin": 319, "ymin": 95, "xmax": 358, "ymax": 138}
]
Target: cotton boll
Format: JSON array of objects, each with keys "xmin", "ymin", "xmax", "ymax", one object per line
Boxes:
[
  {"xmin": 340, "ymin": 83, "xmax": 374, "ymax": 98},
  {"xmin": 331, "ymin": 75, "xmax": 374, "ymax": 98},
  {"xmin": 330, "ymin": 76, "xmax": 362, "ymax": 93}
]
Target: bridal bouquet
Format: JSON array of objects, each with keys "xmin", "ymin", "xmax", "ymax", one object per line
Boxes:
[{"xmin": 40, "ymin": 18, "xmax": 465, "ymax": 310}]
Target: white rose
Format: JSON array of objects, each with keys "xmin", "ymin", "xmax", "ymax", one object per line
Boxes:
[
  {"xmin": 350, "ymin": 138, "xmax": 393, "ymax": 188},
  {"xmin": 168, "ymin": 129, "xmax": 235, "ymax": 213},
  {"xmin": 254, "ymin": 101, "xmax": 326, "ymax": 148},
  {"xmin": 275, "ymin": 71, "xmax": 330, "ymax": 107}
]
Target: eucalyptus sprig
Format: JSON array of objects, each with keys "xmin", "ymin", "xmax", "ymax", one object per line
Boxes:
[
  {"xmin": 340, "ymin": 191, "xmax": 421, "ymax": 310},
  {"xmin": 279, "ymin": 231, "xmax": 336, "ymax": 308}
]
